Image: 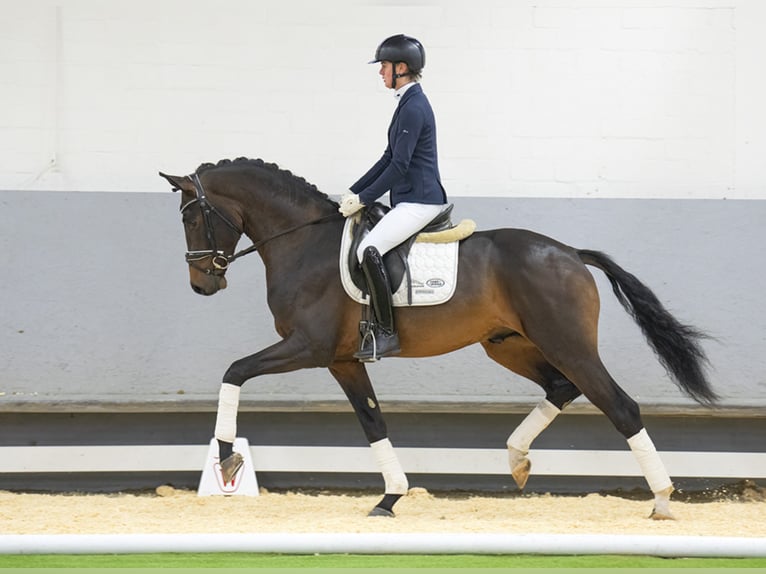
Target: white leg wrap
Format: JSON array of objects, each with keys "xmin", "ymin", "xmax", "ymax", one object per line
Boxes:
[
  {"xmin": 627, "ymin": 428, "xmax": 673, "ymax": 493},
  {"xmin": 370, "ymin": 438, "xmax": 409, "ymax": 495},
  {"xmin": 213, "ymin": 383, "xmax": 241, "ymax": 443},
  {"xmin": 506, "ymin": 399, "xmax": 561, "ymax": 454}
]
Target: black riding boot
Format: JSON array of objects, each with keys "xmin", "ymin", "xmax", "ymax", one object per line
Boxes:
[{"xmin": 354, "ymin": 246, "xmax": 401, "ymax": 361}]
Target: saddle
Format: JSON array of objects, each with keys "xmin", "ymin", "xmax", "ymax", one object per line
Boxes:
[{"xmin": 347, "ymin": 203, "xmax": 456, "ymax": 295}]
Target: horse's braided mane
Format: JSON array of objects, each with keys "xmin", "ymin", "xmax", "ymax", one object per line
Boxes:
[{"xmin": 195, "ymin": 157, "xmax": 337, "ymax": 206}]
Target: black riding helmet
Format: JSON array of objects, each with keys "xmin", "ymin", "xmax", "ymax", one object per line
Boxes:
[{"xmin": 369, "ymin": 34, "xmax": 425, "ymax": 77}]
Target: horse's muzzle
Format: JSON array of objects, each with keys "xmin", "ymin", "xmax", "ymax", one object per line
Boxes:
[{"xmin": 189, "ymin": 272, "xmax": 227, "ymax": 296}]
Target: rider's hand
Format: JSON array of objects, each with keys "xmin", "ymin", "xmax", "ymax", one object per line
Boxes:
[{"xmin": 339, "ymin": 193, "xmax": 364, "ymax": 217}]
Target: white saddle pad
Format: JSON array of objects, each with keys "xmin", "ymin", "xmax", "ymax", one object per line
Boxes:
[{"xmin": 339, "ymin": 217, "xmax": 459, "ymax": 307}]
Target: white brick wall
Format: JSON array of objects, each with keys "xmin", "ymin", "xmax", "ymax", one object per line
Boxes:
[{"xmin": 0, "ymin": 0, "xmax": 763, "ymax": 198}]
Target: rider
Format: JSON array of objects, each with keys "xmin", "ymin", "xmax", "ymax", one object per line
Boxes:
[{"xmin": 339, "ymin": 33, "xmax": 448, "ymax": 361}]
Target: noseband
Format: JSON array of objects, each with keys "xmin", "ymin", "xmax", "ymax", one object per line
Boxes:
[{"xmin": 180, "ymin": 173, "xmax": 340, "ymax": 275}]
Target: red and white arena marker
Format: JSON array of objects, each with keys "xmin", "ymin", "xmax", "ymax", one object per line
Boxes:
[{"xmin": 197, "ymin": 437, "xmax": 259, "ymax": 496}]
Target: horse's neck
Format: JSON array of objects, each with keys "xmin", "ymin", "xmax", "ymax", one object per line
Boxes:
[
  {"xmin": 234, "ymin": 190, "xmax": 336, "ymax": 267},
  {"xmin": 222, "ymin": 165, "xmax": 337, "ymax": 261},
  {"xmin": 242, "ymin": 200, "xmax": 331, "ymax": 242},
  {"xmin": 250, "ymin": 207, "xmax": 341, "ymax": 290}
]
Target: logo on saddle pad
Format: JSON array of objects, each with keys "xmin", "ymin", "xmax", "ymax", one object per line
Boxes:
[{"xmin": 339, "ymin": 206, "xmax": 475, "ymax": 307}]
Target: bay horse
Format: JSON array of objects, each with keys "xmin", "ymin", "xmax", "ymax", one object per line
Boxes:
[{"xmin": 159, "ymin": 157, "xmax": 715, "ymax": 520}]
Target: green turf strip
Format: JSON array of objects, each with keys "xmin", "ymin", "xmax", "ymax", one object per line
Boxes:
[{"xmin": 1, "ymin": 553, "xmax": 766, "ymax": 569}]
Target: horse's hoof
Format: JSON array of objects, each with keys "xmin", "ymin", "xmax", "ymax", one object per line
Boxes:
[
  {"xmin": 368, "ymin": 506, "xmax": 395, "ymax": 518},
  {"xmin": 649, "ymin": 486, "xmax": 675, "ymax": 520},
  {"xmin": 649, "ymin": 508, "xmax": 676, "ymax": 521},
  {"xmin": 219, "ymin": 452, "xmax": 244, "ymax": 484},
  {"xmin": 511, "ymin": 458, "xmax": 531, "ymax": 490}
]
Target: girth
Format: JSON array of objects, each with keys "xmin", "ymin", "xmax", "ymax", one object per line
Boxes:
[{"xmin": 347, "ymin": 203, "xmax": 454, "ymax": 295}]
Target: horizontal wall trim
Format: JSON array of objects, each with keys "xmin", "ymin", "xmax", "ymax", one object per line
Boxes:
[
  {"xmin": 2, "ymin": 400, "xmax": 764, "ymax": 418},
  {"xmin": 2, "ymin": 445, "xmax": 764, "ymax": 479}
]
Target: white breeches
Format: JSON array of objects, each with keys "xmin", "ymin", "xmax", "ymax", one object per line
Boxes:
[{"xmin": 357, "ymin": 202, "xmax": 445, "ymax": 262}]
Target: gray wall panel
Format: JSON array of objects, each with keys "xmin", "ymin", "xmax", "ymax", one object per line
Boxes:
[{"xmin": 1, "ymin": 191, "xmax": 763, "ymax": 413}]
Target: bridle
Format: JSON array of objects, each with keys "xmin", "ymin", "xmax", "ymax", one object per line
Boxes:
[
  {"xmin": 179, "ymin": 172, "xmax": 340, "ymax": 275},
  {"xmin": 180, "ymin": 173, "xmax": 240, "ymax": 274}
]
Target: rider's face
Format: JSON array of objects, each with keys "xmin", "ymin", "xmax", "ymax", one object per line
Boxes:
[
  {"xmin": 379, "ymin": 61, "xmax": 407, "ymax": 90},
  {"xmin": 379, "ymin": 61, "xmax": 394, "ymax": 89}
]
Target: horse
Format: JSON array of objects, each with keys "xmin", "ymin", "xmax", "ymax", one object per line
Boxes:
[{"xmin": 159, "ymin": 157, "xmax": 716, "ymax": 520}]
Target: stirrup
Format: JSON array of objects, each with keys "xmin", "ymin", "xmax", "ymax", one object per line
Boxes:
[
  {"xmin": 354, "ymin": 329, "xmax": 379, "ymax": 362},
  {"xmin": 354, "ymin": 324, "xmax": 400, "ymax": 362}
]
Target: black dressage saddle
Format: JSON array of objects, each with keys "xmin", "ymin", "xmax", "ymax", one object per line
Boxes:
[{"xmin": 347, "ymin": 203, "xmax": 454, "ymax": 298}]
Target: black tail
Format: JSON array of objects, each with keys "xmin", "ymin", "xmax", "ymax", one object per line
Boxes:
[{"xmin": 578, "ymin": 249, "xmax": 717, "ymax": 405}]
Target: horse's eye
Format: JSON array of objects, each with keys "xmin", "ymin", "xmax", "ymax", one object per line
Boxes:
[{"xmin": 182, "ymin": 213, "xmax": 198, "ymax": 228}]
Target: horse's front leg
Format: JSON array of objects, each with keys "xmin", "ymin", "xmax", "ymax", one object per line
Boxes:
[
  {"xmin": 329, "ymin": 361, "xmax": 408, "ymax": 517},
  {"xmin": 214, "ymin": 382, "xmax": 245, "ymax": 482},
  {"xmin": 213, "ymin": 334, "xmax": 328, "ymax": 484}
]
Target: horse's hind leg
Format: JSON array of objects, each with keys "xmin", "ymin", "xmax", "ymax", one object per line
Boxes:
[
  {"xmin": 497, "ymin": 339, "xmax": 675, "ymax": 517},
  {"xmin": 574, "ymin": 362, "xmax": 675, "ymax": 519},
  {"xmin": 529, "ymin": 330, "xmax": 675, "ymax": 519},
  {"xmin": 329, "ymin": 361, "xmax": 408, "ymax": 517},
  {"xmin": 481, "ymin": 340, "xmax": 582, "ymax": 490},
  {"xmin": 504, "ymin": 259, "xmax": 676, "ymax": 519}
]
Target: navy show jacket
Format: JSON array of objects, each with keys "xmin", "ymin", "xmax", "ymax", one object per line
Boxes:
[{"xmin": 351, "ymin": 83, "xmax": 447, "ymax": 207}]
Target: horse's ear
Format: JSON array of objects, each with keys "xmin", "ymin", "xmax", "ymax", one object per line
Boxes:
[{"xmin": 159, "ymin": 171, "xmax": 193, "ymax": 193}]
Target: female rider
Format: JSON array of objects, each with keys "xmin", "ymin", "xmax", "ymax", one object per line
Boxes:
[{"xmin": 339, "ymin": 34, "xmax": 448, "ymax": 361}]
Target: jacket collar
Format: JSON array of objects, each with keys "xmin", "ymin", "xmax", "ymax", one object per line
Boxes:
[{"xmin": 395, "ymin": 82, "xmax": 422, "ymax": 106}]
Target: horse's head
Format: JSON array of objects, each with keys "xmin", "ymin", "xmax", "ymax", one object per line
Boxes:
[{"xmin": 159, "ymin": 171, "xmax": 243, "ymax": 296}]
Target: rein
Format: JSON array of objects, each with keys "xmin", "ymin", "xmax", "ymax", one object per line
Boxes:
[
  {"xmin": 181, "ymin": 173, "xmax": 340, "ymax": 274},
  {"xmin": 226, "ymin": 212, "xmax": 339, "ymax": 263}
]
